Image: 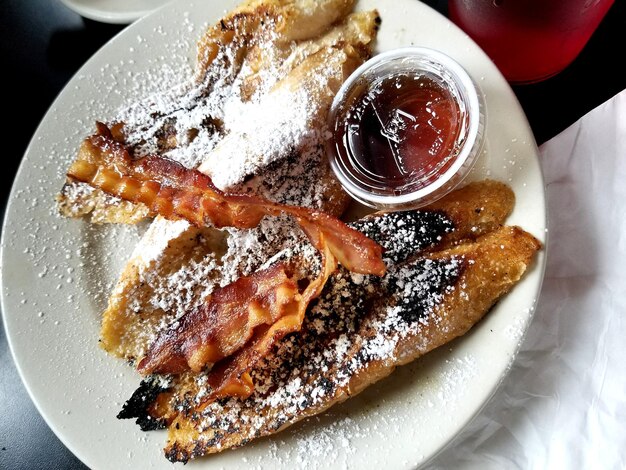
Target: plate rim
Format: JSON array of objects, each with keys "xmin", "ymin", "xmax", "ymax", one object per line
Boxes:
[
  {"xmin": 1, "ymin": 0, "xmax": 548, "ymax": 468},
  {"xmin": 59, "ymin": 0, "xmax": 172, "ymax": 24}
]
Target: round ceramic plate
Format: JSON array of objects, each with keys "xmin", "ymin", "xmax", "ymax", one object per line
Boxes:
[
  {"xmin": 60, "ymin": 0, "xmax": 172, "ymax": 24},
  {"xmin": 1, "ymin": 1, "xmax": 547, "ymax": 468}
]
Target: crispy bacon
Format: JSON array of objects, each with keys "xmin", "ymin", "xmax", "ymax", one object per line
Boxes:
[
  {"xmin": 68, "ymin": 123, "xmax": 384, "ymax": 399},
  {"xmin": 138, "ymin": 262, "xmax": 305, "ymax": 375},
  {"xmin": 68, "ymin": 122, "xmax": 385, "ymax": 276},
  {"xmin": 204, "ymin": 241, "xmax": 337, "ymax": 400},
  {"xmin": 141, "ymin": 242, "xmax": 336, "ymax": 401}
]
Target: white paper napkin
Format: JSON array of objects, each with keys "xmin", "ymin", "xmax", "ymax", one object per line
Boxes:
[{"xmin": 425, "ymin": 89, "xmax": 626, "ymax": 469}]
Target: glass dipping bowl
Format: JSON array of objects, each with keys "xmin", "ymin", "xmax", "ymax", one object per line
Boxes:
[{"xmin": 327, "ymin": 47, "xmax": 485, "ymax": 210}]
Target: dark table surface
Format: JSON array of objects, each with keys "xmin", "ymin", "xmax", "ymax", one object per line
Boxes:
[{"xmin": 1, "ymin": 1, "xmax": 625, "ymax": 469}]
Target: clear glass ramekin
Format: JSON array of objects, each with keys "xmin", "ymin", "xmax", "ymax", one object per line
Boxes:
[{"xmin": 327, "ymin": 47, "xmax": 485, "ymax": 210}]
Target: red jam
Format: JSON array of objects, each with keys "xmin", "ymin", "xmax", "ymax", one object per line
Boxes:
[{"xmin": 332, "ymin": 72, "xmax": 463, "ymax": 196}]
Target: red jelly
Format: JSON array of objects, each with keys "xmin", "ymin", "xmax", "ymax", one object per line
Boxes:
[{"xmin": 328, "ymin": 48, "xmax": 484, "ymax": 209}]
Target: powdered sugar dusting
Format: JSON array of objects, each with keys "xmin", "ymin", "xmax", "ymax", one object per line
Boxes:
[
  {"xmin": 202, "ymin": 84, "xmax": 317, "ymax": 189},
  {"xmin": 141, "ymin": 208, "xmax": 476, "ymax": 459},
  {"xmin": 292, "ymin": 416, "xmax": 360, "ymax": 465},
  {"xmin": 504, "ymin": 311, "xmax": 530, "ymax": 342},
  {"xmin": 116, "ymin": 42, "xmax": 242, "ymax": 169},
  {"xmin": 94, "ymin": 8, "xmax": 364, "ymax": 361},
  {"xmin": 114, "ymin": 12, "xmax": 340, "ymax": 192},
  {"xmin": 434, "ymin": 355, "xmax": 478, "ymax": 407},
  {"xmin": 110, "ymin": 214, "xmax": 320, "ymax": 359},
  {"xmin": 133, "ymin": 218, "xmax": 192, "ymax": 267}
]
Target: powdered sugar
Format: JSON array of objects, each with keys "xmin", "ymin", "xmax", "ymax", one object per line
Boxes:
[
  {"xmin": 116, "ymin": 44, "xmax": 240, "ymax": 169},
  {"xmin": 96, "ymin": 11, "xmax": 358, "ymax": 361},
  {"xmin": 132, "ymin": 218, "xmax": 192, "ymax": 267},
  {"xmin": 434, "ymin": 355, "xmax": 478, "ymax": 406},
  {"xmin": 138, "ymin": 208, "xmax": 472, "ymax": 459},
  {"xmin": 292, "ymin": 416, "xmax": 359, "ymax": 464},
  {"xmin": 113, "ymin": 13, "xmax": 338, "ymax": 193},
  {"xmin": 201, "ymin": 84, "xmax": 316, "ymax": 189}
]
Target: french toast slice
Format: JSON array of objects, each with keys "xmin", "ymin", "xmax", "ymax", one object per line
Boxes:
[
  {"xmin": 114, "ymin": 180, "xmax": 539, "ymax": 462},
  {"xmin": 66, "ymin": 1, "xmax": 377, "ymax": 361},
  {"xmin": 157, "ymin": 225, "xmax": 540, "ymax": 462},
  {"xmin": 57, "ymin": 2, "xmax": 379, "ymax": 223}
]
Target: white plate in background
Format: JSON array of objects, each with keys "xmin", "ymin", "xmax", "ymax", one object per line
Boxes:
[
  {"xmin": 60, "ymin": 0, "xmax": 172, "ymax": 24},
  {"xmin": 1, "ymin": 0, "xmax": 546, "ymax": 468}
]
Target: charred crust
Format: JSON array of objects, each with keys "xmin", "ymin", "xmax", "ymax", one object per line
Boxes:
[
  {"xmin": 117, "ymin": 376, "xmax": 170, "ymax": 431},
  {"xmin": 386, "ymin": 257, "xmax": 466, "ymax": 324},
  {"xmin": 318, "ymin": 376, "xmax": 335, "ymax": 394},
  {"xmin": 165, "ymin": 443, "xmax": 190, "ymax": 463},
  {"xmin": 272, "ymin": 416, "xmax": 287, "ymax": 431},
  {"xmin": 350, "ymin": 210, "xmax": 455, "ymax": 264},
  {"xmin": 204, "ymin": 433, "xmax": 224, "ymax": 451}
]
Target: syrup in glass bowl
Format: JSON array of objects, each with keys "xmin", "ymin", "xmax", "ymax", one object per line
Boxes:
[{"xmin": 328, "ymin": 47, "xmax": 485, "ymax": 209}]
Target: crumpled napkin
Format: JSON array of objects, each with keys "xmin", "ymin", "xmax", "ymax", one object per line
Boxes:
[{"xmin": 425, "ymin": 89, "xmax": 626, "ymax": 469}]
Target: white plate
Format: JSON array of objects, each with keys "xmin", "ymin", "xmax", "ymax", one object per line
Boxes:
[
  {"xmin": 60, "ymin": 0, "xmax": 172, "ymax": 24},
  {"xmin": 1, "ymin": 1, "xmax": 547, "ymax": 468}
]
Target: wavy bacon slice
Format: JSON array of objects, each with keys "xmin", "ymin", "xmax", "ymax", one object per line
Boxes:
[
  {"xmin": 139, "ymin": 242, "xmax": 335, "ymax": 401},
  {"xmin": 204, "ymin": 240, "xmax": 336, "ymax": 400},
  {"xmin": 67, "ymin": 123, "xmax": 385, "ymax": 277},
  {"xmin": 138, "ymin": 246, "xmax": 335, "ymax": 385},
  {"xmin": 137, "ymin": 262, "xmax": 299, "ymax": 375},
  {"xmin": 67, "ymin": 123, "xmax": 384, "ymax": 397}
]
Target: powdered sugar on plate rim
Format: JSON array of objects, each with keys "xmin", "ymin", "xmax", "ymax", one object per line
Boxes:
[{"xmin": 0, "ymin": 1, "xmax": 547, "ymax": 469}]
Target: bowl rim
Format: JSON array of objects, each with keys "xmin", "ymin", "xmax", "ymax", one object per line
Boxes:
[{"xmin": 327, "ymin": 46, "xmax": 484, "ymax": 208}]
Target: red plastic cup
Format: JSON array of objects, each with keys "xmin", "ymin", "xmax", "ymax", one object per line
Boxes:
[{"xmin": 448, "ymin": 0, "xmax": 615, "ymax": 84}]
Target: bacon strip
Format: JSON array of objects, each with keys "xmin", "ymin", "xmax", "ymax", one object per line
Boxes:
[
  {"xmin": 68, "ymin": 122, "xmax": 385, "ymax": 277},
  {"xmin": 205, "ymin": 241, "xmax": 337, "ymax": 400},
  {"xmin": 68, "ymin": 123, "xmax": 384, "ymax": 399},
  {"xmin": 136, "ymin": 230, "xmax": 337, "ymax": 400},
  {"xmin": 137, "ymin": 263, "xmax": 300, "ymax": 375}
]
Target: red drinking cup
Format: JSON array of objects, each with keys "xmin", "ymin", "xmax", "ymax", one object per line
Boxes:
[{"xmin": 448, "ymin": 0, "xmax": 615, "ymax": 84}]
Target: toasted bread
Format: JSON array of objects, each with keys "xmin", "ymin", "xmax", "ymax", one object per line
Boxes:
[
  {"xmin": 58, "ymin": 1, "xmax": 380, "ymax": 223},
  {"xmin": 80, "ymin": 2, "xmax": 380, "ymax": 361},
  {"xmin": 159, "ymin": 226, "xmax": 539, "ymax": 462},
  {"xmin": 115, "ymin": 180, "xmax": 540, "ymax": 462}
]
